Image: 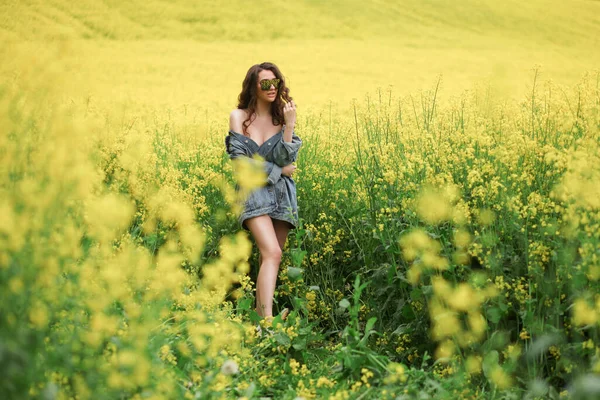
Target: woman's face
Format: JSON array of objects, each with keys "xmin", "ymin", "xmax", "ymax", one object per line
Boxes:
[{"xmin": 256, "ymin": 69, "xmax": 279, "ymax": 103}]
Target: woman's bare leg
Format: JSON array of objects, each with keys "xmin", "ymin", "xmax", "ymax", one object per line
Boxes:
[
  {"xmin": 254, "ymin": 219, "xmax": 291, "ymax": 315},
  {"xmin": 272, "ymin": 218, "xmax": 291, "ymax": 252},
  {"xmin": 245, "ymin": 215, "xmax": 282, "ymax": 317},
  {"xmin": 272, "ymin": 219, "xmax": 291, "ymax": 319},
  {"xmin": 257, "ymin": 219, "xmax": 290, "ymax": 265}
]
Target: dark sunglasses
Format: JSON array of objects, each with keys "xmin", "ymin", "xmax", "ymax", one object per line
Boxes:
[{"xmin": 259, "ymin": 78, "xmax": 281, "ymax": 91}]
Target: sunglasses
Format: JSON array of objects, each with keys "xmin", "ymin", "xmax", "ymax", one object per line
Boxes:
[{"xmin": 259, "ymin": 78, "xmax": 281, "ymax": 91}]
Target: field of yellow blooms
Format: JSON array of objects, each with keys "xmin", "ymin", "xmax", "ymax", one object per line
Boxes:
[{"xmin": 2, "ymin": 1, "xmax": 600, "ymax": 399}]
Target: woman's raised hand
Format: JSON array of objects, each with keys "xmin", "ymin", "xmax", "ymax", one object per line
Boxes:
[
  {"xmin": 281, "ymin": 164, "xmax": 297, "ymax": 177},
  {"xmin": 283, "ymin": 100, "xmax": 297, "ymax": 127}
]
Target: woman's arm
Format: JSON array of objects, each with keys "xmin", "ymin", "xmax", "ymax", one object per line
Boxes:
[
  {"xmin": 283, "ymin": 123, "xmax": 294, "ymax": 143},
  {"xmin": 272, "ymin": 131, "xmax": 302, "ymax": 167},
  {"xmin": 282, "ymin": 101, "xmax": 297, "ymax": 143}
]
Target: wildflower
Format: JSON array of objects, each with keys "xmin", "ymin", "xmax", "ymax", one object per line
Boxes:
[
  {"xmin": 465, "ymin": 355, "xmax": 482, "ymax": 375},
  {"xmin": 489, "ymin": 366, "xmax": 512, "ymax": 389},
  {"xmin": 468, "ymin": 312, "xmax": 487, "ymax": 338},
  {"xmin": 416, "ymin": 186, "xmax": 453, "ymax": 224},
  {"xmin": 435, "ymin": 340, "xmax": 455, "ymax": 361},
  {"xmin": 476, "ymin": 209, "xmax": 496, "ymax": 225},
  {"xmin": 296, "ymin": 379, "xmax": 316, "ymax": 398},
  {"xmin": 432, "ymin": 276, "xmax": 452, "ymax": 300},
  {"xmin": 233, "ymin": 155, "xmax": 267, "ymax": 192},
  {"xmin": 447, "ymin": 283, "xmax": 477, "ymax": 312},
  {"xmin": 220, "ymin": 359, "xmax": 239, "ymax": 375},
  {"xmin": 361, "ymin": 368, "xmax": 374, "ymax": 387},
  {"xmin": 290, "ymin": 358, "xmax": 300, "ymax": 375},
  {"xmin": 29, "ymin": 303, "xmax": 49, "ymax": 328},
  {"xmin": 572, "ymin": 298, "xmax": 598, "ymax": 326},
  {"xmin": 159, "ymin": 345, "xmax": 177, "ymax": 365},
  {"xmin": 384, "ymin": 362, "xmax": 407, "ymax": 384},
  {"xmin": 430, "ymin": 302, "xmax": 460, "ymax": 340},
  {"xmin": 549, "ymin": 345, "xmax": 561, "ymax": 359},
  {"xmin": 453, "ymin": 229, "xmax": 471, "ymax": 248},
  {"xmin": 406, "ymin": 265, "xmax": 422, "ymax": 285},
  {"xmin": 316, "ymin": 376, "xmax": 335, "ymax": 388}
]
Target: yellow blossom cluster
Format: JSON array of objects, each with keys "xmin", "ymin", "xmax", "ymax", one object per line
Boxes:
[
  {"xmin": 399, "ymin": 229, "xmax": 449, "ymax": 285},
  {"xmin": 572, "ymin": 297, "xmax": 600, "ymax": 327}
]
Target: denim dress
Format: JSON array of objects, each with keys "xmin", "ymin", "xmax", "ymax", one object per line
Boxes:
[{"xmin": 225, "ymin": 125, "xmax": 302, "ymax": 231}]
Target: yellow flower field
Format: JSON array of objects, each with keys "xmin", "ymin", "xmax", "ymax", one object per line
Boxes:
[{"xmin": 1, "ymin": 1, "xmax": 600, "ymax": 399}]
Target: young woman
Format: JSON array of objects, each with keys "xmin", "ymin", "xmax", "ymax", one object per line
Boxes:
[{"xmin": 225, "ymin": 62, "xmax": 302, "ymax": 325}]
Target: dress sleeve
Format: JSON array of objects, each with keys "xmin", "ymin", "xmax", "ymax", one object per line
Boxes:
[
  {"xmin": 271, "ymin": 132, "xmax": 302, "ymax": 167},
  {"xmin": 263, "ymin": 162, "xmax": 282, "ymax": 185},
  {"xmin": 225, "ymin": 134, "xmax": 282, "ymax": 185}
]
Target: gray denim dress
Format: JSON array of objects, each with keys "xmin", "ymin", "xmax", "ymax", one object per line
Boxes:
[{"xmin": 225, "ymin": 125, "xmax": 302, "ymax": 231}]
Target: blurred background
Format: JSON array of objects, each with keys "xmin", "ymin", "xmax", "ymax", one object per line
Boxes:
[{"xmin": 2, "ymin": 0, "xmax": 599, "ymax": 115}]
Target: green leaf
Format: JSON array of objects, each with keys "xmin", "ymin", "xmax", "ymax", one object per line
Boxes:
[
  {"xmin": 339, "ymin": 299, "xmax": 351, "ymax": 309},
  {"xmin": 274, "ymin": 333, "xmax": 291, "ymax": 347},
  {"xmin": 287, "ymin": 267, "xmax": 304, "ymax": 281},
  {"xmin": 386, "ymin": 263, "xmax": 395, "ymax": 284},
  {"xmin": 292, "ymin": 337, "xmax": 307, "ymax": 350},
  {"xmin": 392, "ymin": 324, "xmax": 409, "ymax": 336},
  {"xmin": 290, "ymin": 248, "xmax": 307, "ymax": 268},
  {"xmin": 364, "ymin": 317, "xmax": 377, "ymax": 334},
  {"xmin": 401, "ymin": 304, "xmax": 414, "ymax": 319},
  {"xmin": 482, "ymin": 350, "xmax": 500, "ymax": 378},
  {"xmin": 237, "ymin": 297, "xmax": 252, "ymax": 311},
  {"xmin": 244, "ymin": 382, "xmax": 256, "ymax": 398},
  {"xmin": 359, "ymin": 317, "xmax": 378, "ymax": 346},
  {"xmin": 410, "ymin": 288, "xmax": 423, "ymax": 301},
  {"xmin": 249, "ymin": 310, "xmax": 261, "ymax": 323},
  {"xmin": 482, "ymin": 330, "xmax": 509, "ymax": 352},
  {"xmin": 487, "ymin": 307, "xmax": 503, "ymax": 324},
  {"xmin": 298, "ymin": 326, "xmax": 313, "ymax": 335}
]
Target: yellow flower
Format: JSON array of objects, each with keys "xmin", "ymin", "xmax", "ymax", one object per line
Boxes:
[
  {"xmin": 572, "ymin": 298, "xmax": 598, "ymax": 326},
  {"xmin": 415, "ymin": 185, "xmax": 456, "ymax": 224},
  {"xmin": 316, "ymin": 376, "xmax": 335, "ymax": 388},
  {"xmin": 432, "ymin": 276, "xmax": 452, "ymax": 300},
  {"xmin": 447, "ymin": 283, "xmax": 478, "ymax": 312},
  {"xmin": 489, "ymin": 367, "xmax": 512, "ymax": 389},
  {"xmin": 289, "ymin": 358, "xmax": 300, "ymax": 375},
  {"xmin": 29, "ymin": 303, "xmax": 49, "ymax": 328},
  {"xmin": 384, "ymin": 362, "xmax": 407, "ymax": 384},
  {"xmin": 435, "ymin": 340, "xmax": 455, "ymax": 361},
  {"xmin": 233, "ymin": 155, "xmax": 267, "ymax": 192},
  {"xmin": 465, "ymin": 355, "xmax": 482, "ymax": 375}
]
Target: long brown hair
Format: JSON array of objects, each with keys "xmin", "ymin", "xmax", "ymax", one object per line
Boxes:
[{"xmin": 236, "ymin": 62, "xmax": 292, "ymax": 136}]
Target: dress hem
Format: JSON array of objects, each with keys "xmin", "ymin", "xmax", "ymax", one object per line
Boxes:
[{"xmin": 239, "ymin": 206, "xmax": 298, "ymax": 231}]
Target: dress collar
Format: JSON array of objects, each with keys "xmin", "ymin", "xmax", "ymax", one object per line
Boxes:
[{"xmin": 229, "ymin": 125, "xmax": 285, "ymax": 152}]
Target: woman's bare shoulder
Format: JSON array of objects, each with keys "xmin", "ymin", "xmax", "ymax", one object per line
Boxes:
[
  {"xmin": 230, "ymin": 108, "xmax": 250, "ymax": 119},
  {"xmin": 229, "ymin": 109, "xmax": 249, "ymax": 132}
]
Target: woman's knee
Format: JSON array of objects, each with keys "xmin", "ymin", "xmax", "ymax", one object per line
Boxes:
[{"xmin": 260, "ymin": 245, "xmax": 282, "ymax": 263}]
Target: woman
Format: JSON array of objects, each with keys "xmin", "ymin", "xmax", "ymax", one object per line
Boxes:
[{"xmin": 225, "ymin": 62, "xmax": 302, "ymax": 327}]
